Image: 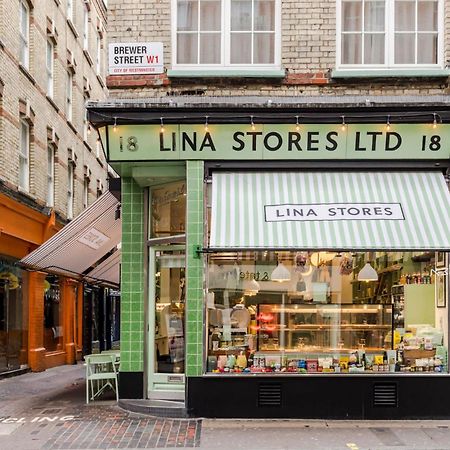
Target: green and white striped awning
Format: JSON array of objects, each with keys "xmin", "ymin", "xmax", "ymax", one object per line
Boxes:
[{"xmin": 209, "ymin": 171, "xmax": 450, "ymax": 250}]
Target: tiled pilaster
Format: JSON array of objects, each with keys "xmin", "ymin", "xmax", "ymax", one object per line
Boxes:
[
  {"xmin": 185, "ymin": 161, "xmax": 205, "ymax": 377},
  {"xmin": 120, "ymin": 178, "xmax": 145, "ymax": 372}
]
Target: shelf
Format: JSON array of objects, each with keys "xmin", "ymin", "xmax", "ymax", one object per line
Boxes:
[{"xmin": 286, "ymin": 325, "xmax": 391, "ymax": 331}]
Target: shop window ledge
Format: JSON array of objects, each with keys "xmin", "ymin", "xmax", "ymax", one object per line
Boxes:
[{"xmin": 167, "ymin": 69, "xmax": 286, "ymax": 79}]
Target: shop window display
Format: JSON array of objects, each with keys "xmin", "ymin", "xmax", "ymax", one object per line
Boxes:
[
  {"xmin": 44, "ymin": 276, "xmax": 63, "ymax": 352},
  {"xmin": 206, "ymin": 251, "xmax": 448, "ymax": 374}
]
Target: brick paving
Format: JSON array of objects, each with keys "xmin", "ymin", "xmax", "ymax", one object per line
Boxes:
[{"xmin": 0, "ymin": 365, "xmax": 201, "ymax": 449}]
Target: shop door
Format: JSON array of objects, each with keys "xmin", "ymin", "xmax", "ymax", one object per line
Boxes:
[
  {"xmin": 0, "ymin": 280, "xmax": 21, "ymax": 373},
  {"xmin": 148, "ymin": 246, "xmax": 185, "ymax": 400}
]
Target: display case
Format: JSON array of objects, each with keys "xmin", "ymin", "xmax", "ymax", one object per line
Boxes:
[{"xmin": 256, "ymin": 303, "xmax": 392, "ymax": 354}]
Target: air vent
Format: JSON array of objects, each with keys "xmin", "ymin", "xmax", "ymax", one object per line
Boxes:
[
  {"xmin": 258, "ymin": 383, "xmax": 282, "ymax": 407},
  {"xmin": 373, "ymin": 383, "xmax": 398, "ymax": 407}
]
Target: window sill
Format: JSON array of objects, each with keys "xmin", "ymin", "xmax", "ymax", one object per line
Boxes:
[
  {"xmin": 67, "ymin": 19, "xmax": 78, "ymax": 38},
  {"xmin": 96, "ymin": 73, "xmax": 105, "ymax": 88},
  {"xmin": 167, "ymin": 68, "xmax": 286, "ymax": 78},
  {"xmin": 331, "ymin": 69, "xmax": 450, "ymax": 79},
  {"xmin": 19, "ymin": 64, "xmax": 36, "ymax": 85},
  {"xmin": 67, "ymin": 120, "xmax": 77, "ymax": 135},
  {"xmin": 84, "ymin": 49, "xmax": 93, "ymax": 66},
  {"xmin": 46, "ymin": 95, "xmax": 59, "ymax": 112}
]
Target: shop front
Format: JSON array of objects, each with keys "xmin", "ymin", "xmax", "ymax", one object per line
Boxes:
[{"xmin": 89, "ymin": 102, "xmax": 450, "ymax": 418}]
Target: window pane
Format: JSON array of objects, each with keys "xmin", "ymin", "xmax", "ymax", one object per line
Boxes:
[
  {"xmin": 395, "ymin": 33, "xmax": 415, "ymax": 63},
  {"xmin": 200, "ymin": 1, "xmax": 221, "ymax": 31},
  {"xmin": 395, "ymin": 0, "xmax": 415, "ymax": 32},
  {"xmin": 231, "ymin": 0, "xmax": 252, "ymax": 31},
  {"xmin": 20, "ymin": 3, "xmax": 28, "ymax": 36},
  {"xmin": 47, "ymin": 41, "xmax": 52, "ymax": 67},
  {"xmin": 418, "ymin": 1, "xmax": 438, "ymax": 32},
  {"xmin": 364, "ymin": 33, "xmax": 384, "ymax": 64},
  {"xmin": 20, "ymin": 122, "xmax": 28, "ymax": 157},
  {"xmin": 342, "ymin": 1, "xmax": 362, "ymax": 32},
  {"xmin": 178, "ymin": 0, "xmax": 199, "ymax": 31},
  {"xmin": 200, "ymin": 33, "xmax": 221, "ymax": 63},
  {"xmin": 364, "ymin": 1, "xmax": 385, "ymax": 32},
  {"xmin": 342, "ymin": 34, "xmax": 362, "ymax": 64},
  {"xmin": 177, "ymin": 33, "xmax": 198, "ymax": 63},
  {"xmin": 254, "ymin": 33, "xmax": 274, "ymax": 63},
  {"xmin": 230, "ymin": 33, "xmax": 251, "ymax": 63},
  {"xmin": 255, "ymin": 0, "xmax": 275, "ymax": 31},
  {"xmin": 417, "ymin": 33, "xmax": 437, "ymax": 63}
]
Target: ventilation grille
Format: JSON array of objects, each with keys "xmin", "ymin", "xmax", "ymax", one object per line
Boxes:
[
  {"xmin": 373, "ymin": 383, "xmax": 398, "ymax": 407},
  {"xmin": 258, "ymin": 383, "xmax": 282, "ymax": 407}
]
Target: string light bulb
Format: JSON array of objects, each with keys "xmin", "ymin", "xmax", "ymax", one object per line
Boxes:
[
  {"xmin": 386, "ymin": 115, "xmax": 391, "ymax": 131},
  {"xmin": 251, "ymin": 115, "xmax": 256, "ymax": 131},
  {"xmin": 160, "ymin": 117, "xmax": 165, "ymax": 134},
  {"xmin": 433, "ymin": 113, "xmax": 438, "ymax": 129},
  {"xmin": 295, "ymin": 115, "xmax": 300, "ymax": 131},
  {"xmin": 204, "ymin": 116, "xmax": 209, "ymax": 133},
  {"xmin": 341, "ymin": 116, "xmax": 346, "ymax": 131},
  {"xmin": 113, "ymin": 117, "xmax": 117, "ymax": 132}
]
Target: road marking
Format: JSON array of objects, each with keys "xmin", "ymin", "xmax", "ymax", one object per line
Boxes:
[{"xmin": 347, "ymin": 444, "xmax": 359, "ymax": 450}]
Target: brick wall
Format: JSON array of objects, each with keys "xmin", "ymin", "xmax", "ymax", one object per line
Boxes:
[
  {"xmin": 0, "ymin": 0, "xmax": 109, "ymax": 221},
  {"xmin": 105, "ymin": 0, "xmax": 450, "ymax": 98}
]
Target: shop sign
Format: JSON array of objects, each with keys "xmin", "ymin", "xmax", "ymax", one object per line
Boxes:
[
  {"xmin": 106, "ymin": 124, "xmax": 450, "ymax": 161},
  {"xmin": 108, "ymin": 42, "xmax": 163, "ymax": 75},
  {"xmin": 265, "ymin": 203, "xmax": 405, "ymax": 222},
  {"xmin": 78, "ymin": 227, "xmax": 110, "ymax": 249}
]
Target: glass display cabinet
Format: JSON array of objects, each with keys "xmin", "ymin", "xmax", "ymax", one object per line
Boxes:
[{"xmin": 256, "ymin": 303, "xmax": 393, "ymax": 353}]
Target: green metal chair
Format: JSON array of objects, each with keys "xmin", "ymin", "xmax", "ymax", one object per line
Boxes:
[{"xmin": 85, "ymin": 354, "xmax": 119, "ymax": 404}]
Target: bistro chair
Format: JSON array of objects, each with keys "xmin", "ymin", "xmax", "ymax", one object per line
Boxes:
[{"xmin": 85, "ymin": 353, "xmax": 119, "ymax": 404}]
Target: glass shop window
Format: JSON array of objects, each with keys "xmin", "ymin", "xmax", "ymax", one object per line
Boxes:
[
  {"xmin": 150, "ymin": 180, "xmax": 186, "ymax": 238},
  {"xmin": 44, "ymin": 276, "xmax": 63, "ymax": 352},
  {"xmin": 206, "ymin": 251, "xmax": 449, "ymax": 375}
]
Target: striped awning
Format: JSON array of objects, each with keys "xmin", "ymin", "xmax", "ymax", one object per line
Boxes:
[
  {"xmin": 20, "ymin": 191, "xmax": 121, "ymax": 287},
  {"xmin": 209, "ymin": 171, "xmax": 450, "ymax": 250}
]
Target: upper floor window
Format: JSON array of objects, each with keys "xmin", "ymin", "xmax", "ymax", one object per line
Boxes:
[
  {"xmin": 19, "ymin": 0, "xmax": 30, "ymax": 68},
  {"xmin": 83, "ymin": 6, "xmax": 89, "ymax": 51},
  {"xmin": 83, "ymin": 177, "xmax": 89, "ymax": 209},
  {"xmin": 338, "ymin": 0, "xmax": 442, "ymax": 68},
  {"xmin": 66, "ymin": 71, "xmax": 73, "ymax": 122},
  {"xmin": 67, "ymin": 161, "xmax": 74, "ymax": 219},
  {"xmin": 19, "ymin": 119, "xmax": 30, "ymax": 191},
  {"xmin": 173, "ymin": 0, "xmax": 280, "ymax": 69},
  {"xmin": 46, "ymin": 40, "xmax": 54, "ymax": 97},
  {"xmin": 96, "ymin": 32, "xmax": 102, "ymax": 74},
  {"xmin": 47, "ymin": 145, "xmax": 55, "ymax": 207},
  {"xmin": 67, "ymin": 0, "xmax": 73, "ymax": 21}
]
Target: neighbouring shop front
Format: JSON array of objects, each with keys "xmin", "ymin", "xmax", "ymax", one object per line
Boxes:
[{"xmin": 89, "ymin": 100, "xmax": 450, "ymax": 418}]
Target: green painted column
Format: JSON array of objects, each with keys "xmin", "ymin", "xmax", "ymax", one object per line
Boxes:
[
  {"xmin": 185, "ymin": 161, "xmax": 205, "ymax": 377},
  {"xmin": 120, "ymin": 177, "xmax": 145, "ymax": 372}
]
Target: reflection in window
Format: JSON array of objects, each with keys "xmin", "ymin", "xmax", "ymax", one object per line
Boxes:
[
  {"xmin": 151, "ymin": 181, "xmax": 186, "ymax": 238},
  {"xmin": 44, "ymin": 277, "xmax": 62, "ymax": 352},
  {"xmin": 206, "ymin": 251, "xmax": 448, "ymax": 375}
]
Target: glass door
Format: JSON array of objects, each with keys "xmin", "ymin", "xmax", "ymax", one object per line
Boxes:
[{"xmin": 148, "ymin": 245, "xmax": 185, "ymax": 400}]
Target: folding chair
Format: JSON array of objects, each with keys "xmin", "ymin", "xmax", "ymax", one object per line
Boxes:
[{"xmin": 85, "ymin": 354, "xmax": 119, "ymax": 404}]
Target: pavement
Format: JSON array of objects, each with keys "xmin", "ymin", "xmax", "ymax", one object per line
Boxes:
[{"xmin": 1, "ymin": 364, "xmax": 450, "ymax": 449}]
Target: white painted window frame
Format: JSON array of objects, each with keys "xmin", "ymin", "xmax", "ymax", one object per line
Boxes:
[
  {"xmin": 67, "ymin": 0, "xmax": 73, "ymax": 21},
  {"xmin": 47, "ymin": 145, "xmax": 55, "ymax": 207},
  {"xmin": 171, "ymin": 0, "xmax": 281, "ymax": 71},
  {"xmin": 19, "ymin": 0, "xmax": 30, "ymax": 68},
  {"xmin": 66, "ymin": 71, "xmax": 73, "ymax": 122},
  {"xmin": 336, "ymin": 0, "xmax": 444, "ymax": 70},
  {"xmin": 96, "ymin": 32, "xmax": 101, "ymax": 74},
  {"xmin": 19, "ymin": 119, "xmax": 30, "ymax": 191},
  {"xmin": 83, "ymin": 177, "xmax": 89, "ymax": 209},
  {"xmin": 46, "ymin": 40, "xmax": 54, "ymax": 97},
  {"xmin": 83, "ymin": 5, "xmax": 89, "ymax": 51},
  {"xmin": 67, "ymin": 161, "xmax": 74, "ymax": 219}
]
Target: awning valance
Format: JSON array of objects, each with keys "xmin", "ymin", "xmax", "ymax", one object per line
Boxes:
[
  {"xmin": 209, "ymin": 171, "xmax": 450, "ymax": 251},
  {"xmin": 20, "ymin": 191, "xmax": 121, "ymax": 287}
]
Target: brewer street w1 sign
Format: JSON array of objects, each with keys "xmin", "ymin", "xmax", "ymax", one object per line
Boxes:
[{"xmin": 108, "ymin": 42, "xmax": 163, "ymax": 75}]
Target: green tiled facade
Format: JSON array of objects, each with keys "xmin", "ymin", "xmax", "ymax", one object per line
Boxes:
[
  {"xmin": 120, "ymin": 178, "xmax": 145, "ymax": 372},
  {"xmin": 185, "ymin": 161, "xmax": 205, "ymax": 376}
]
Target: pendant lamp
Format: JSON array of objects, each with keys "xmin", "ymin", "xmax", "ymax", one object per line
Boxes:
[
  {"xmin": 271, "ymin": 262, "xmax": 291, "ymax": 282},
  {"xmin": 242, "ymin": 278, "xmax": 260, "ymax": 294},
  {"xmin": 357, "ymin": 262, "xmax": 378, "ymax": 282}
]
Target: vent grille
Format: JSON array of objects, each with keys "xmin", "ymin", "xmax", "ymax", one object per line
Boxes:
[
  {"xmin": 258, "ymin": 383, "xmax": 282, "ymax": 407},
  {"xmin": 373, "ymin": 383, "xmax": 398, "ymax": 407}
]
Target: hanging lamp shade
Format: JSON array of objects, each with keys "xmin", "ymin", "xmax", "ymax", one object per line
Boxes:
[
  {"xmin": 357, "ymin": 262, "xmax": 378, "ymax": 282},
  {"xmin": 271, "ymin": 262, "xmax": 291, "ymax": 282},
  {"xmin": 242, "ymin": 278, "xmax": 260, "ymax": 293}
]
